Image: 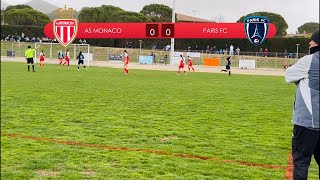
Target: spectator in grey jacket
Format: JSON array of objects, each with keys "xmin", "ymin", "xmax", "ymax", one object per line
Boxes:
[{"xmin": 285, "ymin": 30, "xmax": 319, "ymax": 180}]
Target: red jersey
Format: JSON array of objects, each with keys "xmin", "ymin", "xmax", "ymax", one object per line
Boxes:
[
  {"xmin": 65, "ymin": 51, "xmax": 70, "ymax": 61},
  {"xmin": 124, "ymin": 53, "xmax": 129, "ymax": 64},
  {"xmin": 188, "ymin": 58, "xmax": 193, "ymax": 66},
  {"xmin": 179, "ymin": 58, "xmax": 184, "ymax": 67},
  {"xmin": 40, "ymin": 52, "xmax": 45, "ymax": 61}
]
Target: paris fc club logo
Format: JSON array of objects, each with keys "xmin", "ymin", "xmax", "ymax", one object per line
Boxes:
[
  {"xmin": 53, "ymin": 19, "xmax": 78, "ymax": 47},
  {"xmin": 244, "ymin": 16, "xmax": 269, "ymax": 46}
]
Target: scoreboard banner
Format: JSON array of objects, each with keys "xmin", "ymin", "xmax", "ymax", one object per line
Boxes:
[{"xmin": 44, "ymin": 22, "xmax": 277, "ymax": 39}]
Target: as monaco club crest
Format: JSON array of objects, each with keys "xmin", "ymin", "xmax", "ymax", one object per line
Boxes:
[
  {"xmin": 244, "ymin": 16, "xmax": 269, "ymax": 46},
  {"xmin": 53, "ymin": 19, "xmax": 78, "ymax": 47}
]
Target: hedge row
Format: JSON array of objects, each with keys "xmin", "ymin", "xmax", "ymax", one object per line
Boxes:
[{"xmin": 1, "ymin": 25, "xmax": 45, "ymax": 38}]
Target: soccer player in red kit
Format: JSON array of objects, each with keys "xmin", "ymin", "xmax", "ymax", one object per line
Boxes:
[
  {"xmin": 177, "ymin": 55, "xmax": 187, "ymax": 75},
  {"xmin": 63, "ymin": 49, "xmax": 70, "ymax": 66},
  {"xmin": 123, "ymin": 50, "xmax": 129, "ymax": 74},
  {"xmin": 39, "ymin": 51, "xmax": 45, "ymax": 67},
  {"xmin": 187, "ymin": 56, "xmax": 195, "ymax": 71}
]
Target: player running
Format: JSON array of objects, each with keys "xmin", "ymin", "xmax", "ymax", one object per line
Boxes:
[
  {"xmin": 187, "ymin": 56, "xmax": 195, "ymax": 72},
  {"xmin": 39, "ymin": 50, "xmax": 45, "ymax": 67},
  {"xmin": 77, "ymin": 51, "xmax": 86, "ymax": 70},
  {"xmin": 58, "ymin": 50, "xmax": 64, "ymax": 65},
  {"xmin": 221, "ymin": 56, "xmax": 231, "ymax": 76},
  {"xmin": 177, "ymin": 55, "xmax": 187, "ymax": 75},
  {"xmin": 63, "ymin": 49, "xmax": 71, "ymax": 66},
  {"xmin": 123, "ymin": 50, "xmax": 129, "ymax": 74}
]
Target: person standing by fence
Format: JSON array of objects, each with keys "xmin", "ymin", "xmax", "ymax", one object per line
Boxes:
[{"xmin": 285, "ymin": 30, "xmax": 319, "ymax": 180}]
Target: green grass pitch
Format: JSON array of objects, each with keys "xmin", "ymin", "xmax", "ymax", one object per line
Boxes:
[{"xmin": 1, "ymin": 62, "xmax": 318, "ymax": 179}]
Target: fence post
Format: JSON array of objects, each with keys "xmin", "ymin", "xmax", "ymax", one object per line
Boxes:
[
  {"xmin": 73, "ymin": 45, "xmax": 76, "ymax": 60},
  {"xmin": 50, "ymin": 42, "xmax": 53, "ymax": 59},
  {"xmin": 18, "ymin": 42, "xmax": 21, "ymax": 57},
  {"xmin": 11, "ymin": 42, "xmax": 13, "ymax": 57},
  {"xmin": 107, "ymin": 47, "xmax": 109, "ymax": 62},
  {"xmin": 92, "ymin": 46, "xmax": 94, "ymax": 61}
]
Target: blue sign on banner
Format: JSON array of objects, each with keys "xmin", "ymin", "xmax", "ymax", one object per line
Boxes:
[{"xmin": 139, "ymin": 55, "xmax": 153, "ymax": 64}]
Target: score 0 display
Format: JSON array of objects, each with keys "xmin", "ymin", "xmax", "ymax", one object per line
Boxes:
[{"xmin": 44, "ymin": 22, "xmax": 276, "ymax": 39}]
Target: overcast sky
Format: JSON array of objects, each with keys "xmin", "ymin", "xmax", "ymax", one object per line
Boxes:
[{"xmin": 4, "ymin": 0, "xmax": 319, "ymax": 34}]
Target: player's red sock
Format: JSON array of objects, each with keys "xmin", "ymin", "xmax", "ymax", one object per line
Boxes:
[
  {"xmin": 188, "ymin": 67, "xmax": 190, "ymax": 71},
  {"xmin": 126, "ymin": 69, "xmax": 129, "ymax": 73},
  {"xmin": 192, "ymin": 67, "xmax": 195, "ymax": 71},
  {"xmin": 184, "ymin": 71, "xmax": 187, "ymax": 74}
]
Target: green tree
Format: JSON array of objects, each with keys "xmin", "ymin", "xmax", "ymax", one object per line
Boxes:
[
  {"xmin": 4, "ymin": 8, "xmax": 50, "ymax": 26},
  {"xmin": 98, "ymin": 5, "xmax": 124, "ymax": 22},
  {"xmin": 297, "ymin": 22, "xmax": 319, "ymax": 34},
  {"xmin": 78, "ymin": 6, "xmax": 124, "ymax": 22},
  {"xmin": 237, "ymin": 12, "xmax": 288, "ymax": 36},
  {"xmin": 5, "ymin": 4, "xmax": 33, "ymax": 12},
  {"xmin": 78, "ymin": 7, "xmax": 98, "ymax": 22},
  {"xmin": 140, "ymin": 4, "xmax": 172, "ymax": 22},
  {"xmin": 111, "ymin": 11, "xmax": 151, "ymax": 22}
]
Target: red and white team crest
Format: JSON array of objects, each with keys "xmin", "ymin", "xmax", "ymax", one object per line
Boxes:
[{"xmin": 53, "ymin": 19, "xmax": 78, "ymax": 47}]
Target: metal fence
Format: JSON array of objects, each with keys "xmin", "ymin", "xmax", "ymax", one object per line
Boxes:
[{"xmin": 1, "ymin": 41, "xmax": 300, "ymax": 69}]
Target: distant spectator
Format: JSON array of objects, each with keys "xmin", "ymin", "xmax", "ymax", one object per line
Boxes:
[
  {"xmin": 229, "ymin": 44, "xmax": 234, "ymax": 55},
  {"xmin": 152, "ymin": 44, "xmax": 157, "ymax": 50},
  {"xmin": 213, "ymin": 46, "xmax": 217, "ymax": 54},
  {"xmin": 206, "ymin": 45, "xmax": 210, "ymax": 54},
  {"xmin": 79, "ymin": 39, "xmax": 83, "ymax": 44},
  {"xmin": 165, "ymin": 44, "xmax": 171, "ymax": 51},
  {"xmin": 236, "ymin": 47, "xmax": 240, "ymax": 55},
  {"xmin": 259, "ymin": 48, "xmax": 263, "ymax": 56},
  {"xmin": 264, "ymin": 48, "xmax": 269, "ymax": 57},
  {"xmin": 187, "ymin": 46, "xmax": 191, "ymax": 51},
  {"xmin": 128, "ymin": 42, "xmax": 133, "ymax": 48},
  {"xmin": 284, "ymin": 49, "xmax": 288, "ymax": 58},
  {"xmin": 223, "ymin": 48, "xmax": 227, "ymax": 55},
  {"xmin": 83, "ymin": 39, "xmax": 87, "ymax": 44}
]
